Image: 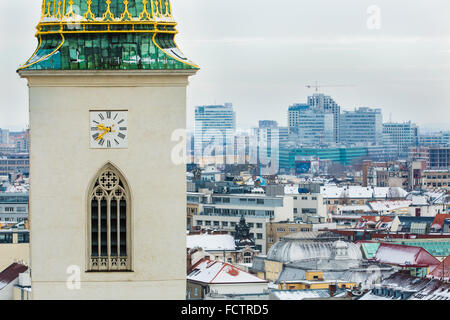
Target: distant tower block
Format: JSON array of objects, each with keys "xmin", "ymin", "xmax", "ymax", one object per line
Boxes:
[{"xmin": 18, "ymin": 0, "xmax": 198, "ymax": 300}]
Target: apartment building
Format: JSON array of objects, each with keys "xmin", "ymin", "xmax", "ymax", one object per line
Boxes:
[
  {"xmin": 422, "ymin": 170, "xmax": 450, "ymax": 190},
  {"xmin": 0, "ymin": 193, "xmax": 28, "ymax": 223},
  {"xmin": 192, "ymin": 193, "xmax": 294, "ymax": 254},
  {"xmin": 266, "ymin": 222, "xmax": 313, "ymax": 252}
]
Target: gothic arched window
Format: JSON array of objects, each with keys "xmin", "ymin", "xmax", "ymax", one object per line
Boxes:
[{"xmin": 88, "ymin": 164, "xmax": 131, "ymax": 271}]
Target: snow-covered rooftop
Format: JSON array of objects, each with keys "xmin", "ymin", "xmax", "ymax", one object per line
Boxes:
[
  {"xmin": 320, "ymin": 186, "xmax": 407, "ymax": 199},
  {"xmin": 368, "ymin": 200, "xmax": 412, "ymax": 212},
  {"xmin": 188, "ymin": 259, "xmax": 268, "ymax": 284},
  {"xmin": 187, "ymin": 234, "xmax": 236, "ymax": 251}
]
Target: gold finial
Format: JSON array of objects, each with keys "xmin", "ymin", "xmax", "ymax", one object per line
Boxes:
[
  {"xmin": 102, "ymin": 0, "xmax": 115, "ymax": 21},
  {"xmin": 120, "ymin": 0, "xmax": 133, "ymax": 21},
  {"xmin": 154, "ymin": 0, "xmax": 161, "ymax": 18},
  {"xmin": 84, "ymin": 0, "xmax": 96, "ymax": 21},
  {"xmin": 44, "ymin": 1, "xmax": 52, "ymax": 18},
  {"xmin": 55, "ymin": 1, "xmax": 63, "ymax": 19},
  {"xmin": 159, "ymin": 0, "xmax": 163, "ymax": 16},
  {"xmin": 139, "ymin": 0, "xmax": 153, "ymax": 21},
  {"xmin": 164, "ymin": 1, "xmax": 171, "ymax": 17},
  {"xmin": 64, "ymin": 0, "xmax": 76, "ymax": 19}
]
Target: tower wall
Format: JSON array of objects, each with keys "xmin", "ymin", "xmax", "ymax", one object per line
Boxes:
[{"xmin": 21, "ymin": 71, "xmax": 194, "ymax": 299}]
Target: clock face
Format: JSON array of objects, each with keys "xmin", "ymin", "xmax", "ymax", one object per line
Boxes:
[{"xmin": 90, "ymin": 111, "xmax": 128, "ymax": 149}]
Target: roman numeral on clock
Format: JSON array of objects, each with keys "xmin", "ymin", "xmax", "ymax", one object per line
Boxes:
[
  {"xmin": 107, "ymin": 140, "xmax": 111, "ymax": 148},
  {"xmin": 98, "ymin": 139, "xmax": 105, "ymax": 146},
  {"xmin": 118, "ymin": 133, "xmax": 126, "ymax": 140},
  {"xmin": 98, "ymin": 113, "xmax": 105, "ymax": 120}
]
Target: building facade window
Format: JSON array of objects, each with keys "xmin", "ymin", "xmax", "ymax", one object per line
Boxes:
[
  {"xmin": 88, "ymin": 164, "xmax": 132, "ymax": 272},
  {"xmin": 243, "ymin": 252, "xmax": 252, "ymax": 263}
]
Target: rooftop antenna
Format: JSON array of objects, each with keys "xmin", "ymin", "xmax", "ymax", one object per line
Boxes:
[{"xmin": 305, "ymin": 81, "xmax": 356, "ymax": 93}]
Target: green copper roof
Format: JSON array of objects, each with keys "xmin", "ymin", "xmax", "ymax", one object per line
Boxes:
[
  {"xmin": 360, "ymin": 242, "xmax": 380, "ymax": 259},
  {"xmin": 19, "ymin": 0, "xmax": 198, "ymax": 71},
  {"xmin": 390, "ymin": 240, "xmax": 450, "ymax": 257}
]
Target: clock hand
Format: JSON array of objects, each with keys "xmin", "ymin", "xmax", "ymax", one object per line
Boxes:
[
  {"xmin": 96, "ymin": 125, "xmax": 112, "ymax": 141},
  {"xmin": 97, "ymin": 131, "xmax": 107, "ymax": 141}
]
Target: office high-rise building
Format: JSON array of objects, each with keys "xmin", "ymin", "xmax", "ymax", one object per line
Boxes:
[
  {"xmin": 288, "ymin": 103, "xmax": 310, "ymax": 133},
  {"xmin": 340, "ymin": 107, "xmax": 383, "ymax": 145},
  {"xmin": 0, "ymin": 129, "xmax": 9, "ymax": 145},
  {"xmin": 251, "ymin": 121, "xmax": 288, "ymax": 174},
  {"xmin": 383, "ymin": 121, "xmax": 419, "ymax": 157},
  {"xmin": 291, "ymin": 107, "xmax": 335, "ymax": 146},
  {"xmin": 308, "ymin": 93, "xmax": 341, "ymax": 143},
  {"xmin": 194, "ymin": 103, "xmax": 236, "ymax": 159},
  {"xmin": 259, "ymin": 120, "xmax": 278, "ymax": 129}
]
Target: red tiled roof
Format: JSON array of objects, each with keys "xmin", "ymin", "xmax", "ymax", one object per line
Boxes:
[
  {"xmin": 360, "ymin": 216, "xmax": 378, "ymax": 222},
  {"xmin": 379, "ymin": 216, "xmax": 393, "ymax": 223},
  {"xmin": 0, "ymin": 263, "xmax": 28, "ymax": 290},
  {"xmin": 429, "ymin": 255, "xmax": 450, "ymax": 279},
  {"xmin": 432, "ymin": 214, "xmax": 450, "ymax": 228},
  {"xmin": 372, "ymin": 243, "xmax": 441, "ymax": 268},
  {"xmin": 187, "ymin": 258, "xmax": 268, "ymax": 285}
]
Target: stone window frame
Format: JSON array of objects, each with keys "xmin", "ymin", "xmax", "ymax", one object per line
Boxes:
[{"xmin": 87, "ymin": 163, "xmax": 132, "ymax": 272}]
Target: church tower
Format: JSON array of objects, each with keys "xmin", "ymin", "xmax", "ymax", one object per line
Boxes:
[{"xmin": 18, "ymin": 0, "xmax": 198, "ymax": 299}]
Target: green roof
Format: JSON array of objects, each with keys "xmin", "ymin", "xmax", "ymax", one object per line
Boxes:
[
  {"xmin": 19, "ymin": 0, "xmax": 198, "ymax": 71},
  {"xmin": 360, "ymin": 242, "xmax": 380, "ymax": 259},
  {"xmin": 390, "ymin": 240, "xmax": 450, "ymax": 257}
]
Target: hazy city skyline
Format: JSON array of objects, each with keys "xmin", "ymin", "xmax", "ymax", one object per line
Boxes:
[{"xmin": 1, "ymin": 0, "xmax": 450, "ymax": 131}]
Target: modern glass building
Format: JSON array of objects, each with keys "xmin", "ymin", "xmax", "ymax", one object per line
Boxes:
[
  {"xmin": 308, "ymin": 93, "xmax": 341, "ymax": 143},
  {"xmin": 383, "ymin": 121, "xmax": 419, "ymax": 157},
  {"xmin": 289, "ymin": 107, "xmax": 335, "ymax": 146},
  {"xmin": 251, "ymin": 122, "xmax": 289, "ymax": 174},
  {"xmin": 340, "ymin": 107, "xmax": 383, "ymax": 145},
  {"xmin": 0, "ymin": 129, "xmax": 9, "ymax": 145},
  {"xmin": 279, "ymin": 146, "xmax": 369, "ymax": 171},
  {"xmin": 288, "ymin": 103, "xmax": 310, "ymax": 132},
  {"xmin": 194, "ymin": 104, "xmax": 236, "ymax": 158}
]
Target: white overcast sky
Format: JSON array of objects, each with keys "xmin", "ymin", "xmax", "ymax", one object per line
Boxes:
[{"xmin": 1, "ymin": 0, "xmax": 450, "ymax": 131}]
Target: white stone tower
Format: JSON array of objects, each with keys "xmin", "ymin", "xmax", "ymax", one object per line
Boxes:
[{"xmin": 18, "ymin": 0, "xmax": 198, "ymax": 299}]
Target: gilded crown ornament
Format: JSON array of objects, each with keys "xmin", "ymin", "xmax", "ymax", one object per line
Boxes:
[{"xmin": 18, "ymin": 0, "xmax": 198, "ymax": 71}]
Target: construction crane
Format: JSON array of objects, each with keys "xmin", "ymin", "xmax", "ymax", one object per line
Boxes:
[{"xmin": 305, "ymin": 81, "xmax": 355, "ymax": 92}]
